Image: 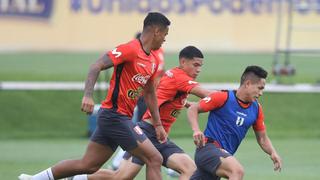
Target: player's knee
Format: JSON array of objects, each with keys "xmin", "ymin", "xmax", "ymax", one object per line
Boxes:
[
  {"xmin": 185, "ymin": 162, "xmax": 197, "ymax": 175},
  {"xmin": 148, "ymin": 152, "xmax": 163, "ymax": 167},
  {"xmin": 176, "ymin": 159, "xmax": 196, "ymax": 176},
  {"xmin": 114, "ymin": 170, "xmax": 132, "ymax": 180},
  {"xmin": 231, "ymin": 164, "xmax": 244, "ymax": 178},
  {"xmin": 86, "ymin": 166, "xmax": 100, "ymax": 174},
  {"xmin": 78, "ymin": 161, "xmax": 100, "ymax": 174}
]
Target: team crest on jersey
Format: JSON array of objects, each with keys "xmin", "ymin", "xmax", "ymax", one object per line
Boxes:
[
  {"xmin": 133, "ymin": 125, "xmax": 144, "ymax": 135},
  {"xmin": 151, "ymin": 63, "xmax": 156, "ymax": 74},
  {"xmin": 165, "ymin": 70, "xmax": 173, "ymax": 77},
  {"xmin": 132, "ymin": 74, "xmax": 150, "ymax": 85}
]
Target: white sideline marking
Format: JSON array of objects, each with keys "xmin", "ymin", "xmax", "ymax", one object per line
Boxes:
[{"xmin": 1, "ymin": 81, "xmax": 320, "ymax": 93}]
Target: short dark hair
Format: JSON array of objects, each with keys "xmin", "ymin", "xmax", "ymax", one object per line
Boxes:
[
  {"xmin": 143, "ymin": 12, "xmax": 171, "ymax": 30},
  {"xmin": 240, "ymin": 65, "xmax": 268, "ymax": 85},
  {"xmin": 135, "ymin": 32, "xmax": 141, "ymax": 39},
  {"xmin": 179, "ymin": 46, "xmax": 204, "ymax": 60}
]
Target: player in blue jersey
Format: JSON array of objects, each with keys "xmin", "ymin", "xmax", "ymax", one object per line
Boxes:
[{"xmin": 188, "ymin": 65, "xmax": 282, "ymax": 180}]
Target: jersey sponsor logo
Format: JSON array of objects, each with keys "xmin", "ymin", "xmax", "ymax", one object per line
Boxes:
[
  {"xmin": 236, "ymin": 116, "xmax": 245, "ymax": 126},
  {"xmin": 188, "ymin": 80, "xmax": 198, "ymax": 85},
  {"xmin": 236, "ymin": 111, "xmax": 247, "ymax": 117},
  {"xmin": 132, "ymin": 74, "xmax": 150, "ymax": 85},
  {"xmin": 111, "ymin": 48, "xmax": 122, "ymax": 58},
  {"xmin": 202, "ymin": 97, "xmax": 211, "ymax": 103},
  {"xmin": 170, "ymin": 109, "xmax": 181, "ymax": 118},
  {"xmin": 133, "ymin": 125, "xmax": 144, "ymax": 135},
  {"xmin": 127, "ymin": 87, "xmax": 143, "ymax": 99},
  {"xmin": 0, "ymin": 0, "xmax": 53, "ymax": 19}
]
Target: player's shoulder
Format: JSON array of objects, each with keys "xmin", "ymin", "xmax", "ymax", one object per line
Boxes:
[
  {"xmin": 124, "ymin": 39, "xmax": 140, "ymax": 50},
  {"xmin": 209, "ymin": 90, "xmax": 229, "ymax": 100},
  {"xmin": 256, "ymin": 101, "xmax": 263, "ymax": 110},
  {"xmin": 167, "ymin": 67, "xmax": 193, "ymax": 79},
  {"xmin": 117, "ymin": 39, "xmax": 140, "ymax": 53}
]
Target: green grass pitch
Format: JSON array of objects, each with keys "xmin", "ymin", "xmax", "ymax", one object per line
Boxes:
[{"xmin": 1, "ymin": 138, "xmax": 319, "ymax": 180}]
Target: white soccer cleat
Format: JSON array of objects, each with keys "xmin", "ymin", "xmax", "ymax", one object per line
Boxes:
[{"xmin": 18, "ymin": 173, "xmax": 33, "ymax": 180}]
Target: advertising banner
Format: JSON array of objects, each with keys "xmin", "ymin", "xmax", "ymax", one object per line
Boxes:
[{"xmin": 0, "ymin": 0, "xmax": 319, "ymax": 52}]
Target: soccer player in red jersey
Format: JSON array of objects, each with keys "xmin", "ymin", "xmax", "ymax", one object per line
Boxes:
[
  {"xmin": 70, "ymin": 46, "xmax": 212, "ymax": 180},
  {"xmin": 111, "ymin": 32, "xmax": 166, "ymax": 171},
  {"xmin": 18, "ymin": 12, "xmax": 170, "ymax": 180},
  {"xmin": 188, "ymin": 66, "xmax": 282, "ymax": 180}
]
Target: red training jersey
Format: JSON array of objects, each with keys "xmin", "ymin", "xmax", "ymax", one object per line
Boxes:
[
  {"xmin": 101, "ymin": 39, "xmax": 159, "ymax": 117},
  {"xmin": 143, "ymin": 67, "xmax": 199, "ymax": 133}
]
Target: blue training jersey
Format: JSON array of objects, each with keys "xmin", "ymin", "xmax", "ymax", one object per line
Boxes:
[{"xmin": 204, "ymin": 90, "xmax": 259, "ymax": 155}]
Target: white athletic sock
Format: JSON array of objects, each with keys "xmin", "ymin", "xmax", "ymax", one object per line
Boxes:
[
  {"xmin": 111, "ymin": 148, "xmax": 125, "ymax": 169},
  {"xmin": 32, "ymin": 168, "xmax": 54, "ymax": 180},
  {"xmin": 72, "ymin": 174, "xmax": 88, "ymax": 180}
]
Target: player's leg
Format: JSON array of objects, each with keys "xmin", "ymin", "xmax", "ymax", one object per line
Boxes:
[
  {"xmin": 20, "ymin": 108, "xmax": 119, "ymax": 180},
  {"xmin": 110, "ymin": 96, "xmax": 147, "ymax": 171},
  {"xmin": 166, "ymin": 153, "xmax": 196, "ymax": 180},
  {"xmin": 111, "ymin": 97, "xmax": 147, "ymax": 170},
  {"xmin": 111, "ymin": 148, "xmax": 126, "ymax": 170},
  {"xmin": 126, "ymin": 137, "xmax": 163, "ymax": 180},
  {"xmin": 113, "ymin": 115, "xmax": 162, "ymax": 180},
  {"xmin": 25, "ymin": 141, "xmax": 114, "ymax": 180},
  {"xmin": 111, "ymin": 155, "xmax": 143, "ymax": 180},
  {"xmin": 72, "ymin": 151, "xmax": 144, "ymax": 180},
  {"xmin": 86, "ymin": 160, "xmax": 140, "ymax": 180},
  {"xmin": 160, "ymin": 139, "xmax": 196, "ymax": 180},
  {"xmin": 215, "ymin": 156, "xmax": 244, "ymax": 180},
  {"xmin": 192, "ymin": 143, "xmax": 242, "ymax": 180}
]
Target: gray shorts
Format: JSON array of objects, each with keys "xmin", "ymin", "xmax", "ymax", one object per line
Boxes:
[
  {"xmin": 123, "ymin": 121, "xmax": 184, "ymax": 167},
  {"xmin": 90, "ymin": 108, "xmax": 147, "ymax": 152},
  {"xmin": 190, "ymin": 143, "xmax": 231, "ymax": 180}
]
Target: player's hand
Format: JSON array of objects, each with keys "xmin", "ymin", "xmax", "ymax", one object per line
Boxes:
[
  {"xmin": 81, "ymin": 96, "xmax": 95, "ymax": 114},
  {"xmin": 155, "ymin": 125, "xmax": 167, "ymax": 143},
  {"xmin": 270, "ymin": 152, "xmax": 282, "ymax": 172},
  {"xmin": 193, "ymin": 130, "xmax": 205, "ymax": 148}
]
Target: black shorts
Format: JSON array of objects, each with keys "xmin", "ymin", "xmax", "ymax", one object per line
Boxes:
[
  {"xmin": 90, "ymin": 108, "xmax": 147, "ymax": 152},
  {"xmin": 190, "ymin": 143, "xmax": 231, "ymax": 180},
  {"xmin": 123, "ymin": 121, "xmax": 184, "ymax": 167}
]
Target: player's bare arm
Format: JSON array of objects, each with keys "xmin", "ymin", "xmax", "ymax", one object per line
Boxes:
[
  {"xmin": 187, "ymin": 103, "xmax": 205, "ymax": 147},
  {"xmin": 189, "ymin": 85, "xmax": 213, "ymax": 98},
  {"xmin": 184, "ymin": 101, "xmax": 196, "ymax": 108},
  {"xmin": 143, "ymin": 79, "xmax": 167, "ymax": 143},
  {"xmin": 82, "ymin": 54, "xmax": 114, "ymax": 114},
  {"xmin": 254, "ymin": 130, "xmax": 282, "ymax": 172}
]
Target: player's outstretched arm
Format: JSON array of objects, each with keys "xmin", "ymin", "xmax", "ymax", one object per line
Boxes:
[
  {"xmin": 187, "ymin": 103, "xmax": 205, "ymax": 147},
  {"xmin": 189, "ymin": 85, "xmax": 214, "ymax": 99},
  {"xmin": 82, "ymin": 54, "xmax": 114, "ymax": 114},
  {"xmin": 254, "ymin": 130, "xmax": 282, "ymax": 172},
  {"xmin": 144, "ymin": 79, "xmax": 167, "ymax": 143}
]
